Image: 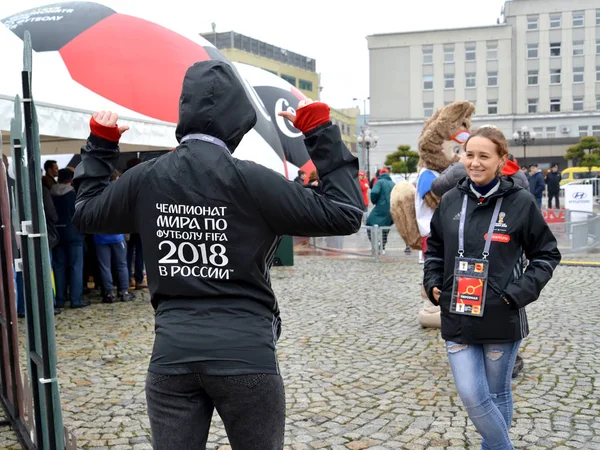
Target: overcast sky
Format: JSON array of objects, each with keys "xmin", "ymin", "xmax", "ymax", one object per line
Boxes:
[{"xmin": 2, "ymin": 0, "xmax": 507, "ymax": 114}]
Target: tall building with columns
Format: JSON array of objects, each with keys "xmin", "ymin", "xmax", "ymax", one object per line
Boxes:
[{"xmin": 368, "ymin": 0, "xmax": 600, "ymax": 171}]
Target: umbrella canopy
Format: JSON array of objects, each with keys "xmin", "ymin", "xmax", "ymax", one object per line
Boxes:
[
  {"xmin": 0, "ymin": 2, "xmax": 287, "ymax": 176},
  {"xmin": 234, "ymin": 62, "xmax": 316, "ymax": 178}
]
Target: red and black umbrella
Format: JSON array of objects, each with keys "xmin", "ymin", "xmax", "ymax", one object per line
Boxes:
[{"xmin": 1, "ymin": 2, "xmax": 286, "ymax": 168}]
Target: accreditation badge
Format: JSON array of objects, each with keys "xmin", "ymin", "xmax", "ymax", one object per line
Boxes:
[{"xmin": 450, "ymin": 257, "xmax": 489, "ymax": 317}]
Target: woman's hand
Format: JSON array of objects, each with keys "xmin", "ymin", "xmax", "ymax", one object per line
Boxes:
[{"xmin": 433, "ymin": 287, "xmax": 441, "ymax": 302}]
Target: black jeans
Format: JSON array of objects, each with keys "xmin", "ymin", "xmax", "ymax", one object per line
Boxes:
[
  {"xmin": 366, "ymin": 228, "xmax": 390, "ymax": 250},
  {"xmin": 548, "ymin": 192, "xmax": 560, "ymax": 209},
  {"xmin": 145, "ymin": 372, "xmax": 285, "ymax": 450},
  {"xmin": 127, "ymin": 233, "xmax": 144, "ymax": 283}
]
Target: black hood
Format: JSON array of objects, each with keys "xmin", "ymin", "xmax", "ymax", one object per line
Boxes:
[{"xmin": 175, "ymin": 61, "xmax": 257, "ymax": 153}]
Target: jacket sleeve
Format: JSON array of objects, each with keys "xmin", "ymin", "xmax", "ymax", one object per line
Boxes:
[
  {"xmin": 370, "ymin": 179, "xmax": 382, "ymax": 204},
  {"xmin": 72, "ymin": 134, "xmax": 141, "ymax": 234},
  {"xmin": 240, "ymin": 122, "xmax": 363, "ymax": 237},
  {"xmin": 535, "ymin": 174, "xmax": 545, "ymax": 197},
  {"xmin": 431, "ymin": 163, "xmax": 466, "ymax": 197},
  {"xmin": 511, "ymin": 170, "xmax": 529, "ymax": 190},
  {"xmin": 423, "ymin": 203, "xmax": 445, "ymax": 305},
  {"xmin": 42, "ymin": 186, "xmax": 58, "ymax": 224},
  {"xmin": 503, "ymin": 197, "xmax": 561, "ymax": 309}
]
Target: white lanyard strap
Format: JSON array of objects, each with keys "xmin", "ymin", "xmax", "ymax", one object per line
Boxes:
[{"xmin": 458, "ymin": 195, "xmax": 503, "ymax": 259}]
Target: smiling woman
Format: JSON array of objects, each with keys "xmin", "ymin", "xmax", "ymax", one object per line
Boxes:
[
  {"xmin": 463, "ymin": 127, "xmax": 509, "ymax": 187},
  {"xmin": 424, "ymin": 123, "xmax": 561, "ymax": 449}
]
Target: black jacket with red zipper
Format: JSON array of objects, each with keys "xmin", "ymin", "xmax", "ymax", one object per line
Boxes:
[
  {"xmin": 72, "ymin": 60, "xmax": 364, "ymax": 376},
  {"xmin": 424, "ymin": 177, "xmax": 561, "ymax": 344}
]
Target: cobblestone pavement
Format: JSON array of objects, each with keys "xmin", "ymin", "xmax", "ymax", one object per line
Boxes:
[{"xmin": 0, "ymin": 256, "xmax": 599, "ymax": 449}]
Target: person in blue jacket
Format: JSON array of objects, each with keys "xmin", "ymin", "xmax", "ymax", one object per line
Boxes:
[
  {"xmin": 366, "ymin": 168, "xmax": 395, "ymax": 253},
  {"xmin": 528, "ymin": 164, "xmax": 545, "ymax": 209},
  {"xmin": 51, "ymin": 169, "xmax": 89, "ymax": 308}
]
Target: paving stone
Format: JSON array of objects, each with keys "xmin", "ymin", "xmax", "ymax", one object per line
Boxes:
[{"xmin": 0, "ymin": 258, "xmax": 597, "ymax": 450}]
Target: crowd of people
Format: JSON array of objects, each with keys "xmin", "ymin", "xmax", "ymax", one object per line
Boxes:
[{"xmin": 7, "ymin": 156, "xmax": 148, "ymax": 317}]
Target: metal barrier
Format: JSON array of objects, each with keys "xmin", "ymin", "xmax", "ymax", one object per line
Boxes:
[
  {"xmin": 309, "ymin": 210, "xmax": 600, "ymax": 261},
  {"xmin": 559, "ymin": 178, "xmax": 600, "ymax": 199},
  {"xmin": 309, "ymin": 225, "xmax": 415, "ymax": 263}
]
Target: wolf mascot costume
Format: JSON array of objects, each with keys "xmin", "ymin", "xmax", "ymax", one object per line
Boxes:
[{"xmin": 390, "ymin": 101, "xmax": 475, "ymax": 328}]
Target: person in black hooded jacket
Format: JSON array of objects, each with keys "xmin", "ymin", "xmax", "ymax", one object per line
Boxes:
[
  {"xmin": 72, "ymin": 60, "xmax": 363, "ymax": 449},
  {"xmin": 424, "ymin": 126, "xmax": 560, "ymax": 449}
]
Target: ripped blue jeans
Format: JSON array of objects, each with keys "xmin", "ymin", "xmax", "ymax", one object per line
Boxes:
[{"xmin": 446, "ymin": 340, "xmax": 521, "ymax": 450}]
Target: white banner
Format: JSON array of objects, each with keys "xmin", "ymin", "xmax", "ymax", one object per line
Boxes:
[{"xmin": 564, "ymin": 184, "xmax": 594, "ymax": 214}]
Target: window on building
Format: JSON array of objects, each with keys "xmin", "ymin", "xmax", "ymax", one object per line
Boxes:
[
  {"xmin": 573, "ymin": 97, "xmax": 584, "ymax": 111},
  {"xmin": 423, "ymin": 75, "xmax": 434, "ymax": 90},
  {"xmin": 444, "ymin": 73, "xmax": 455, "ymax": 89},
  {"xmin": 424, "ymin": 103, "xmax": 434, "ymax": 118},
  {"xmin": 579, "ymin": 125, "xmax": 589, "ymax": 137},
  {"xmin": 597, "ymin": 66, "xmax": 600, "ymax": 82},
  {"xmin": 299, "ymin": 79, "xmax": 313, "ymax": 91},
  {"xmin": 550, "ymin": 69, "xmax": 561, "ymax": 84},
  {"xmin": 597, "ymin": 9, "xmax": 600, "ymax": 25},
  {"xmin": 528, "ymin": 70, "xmax": 539, "ymax": 85},
  {"xmin": 486, "ymin": 41, "xmax": 498, "ymax": 60},
  {"xmin": 488, "ymin": 71, "xmax": 498, "ymax": 86},
  {"xmin": 593, "ymin": 125, "xmax": 600, "ymax": 138},
  {"xmin": 573, "ymin": 41, "xmax": 585, "ymax": 56},
  {"xmin": 487, "ymin": 100, "xmax": 498, "ymax": 115},
  {"xmin": 528, "ymin": 98, "xmax": 538, "ymax": 113},
  {"xmin": 465, "ymin": 43, "xmax": 476, "ymax": 61},
  {"xmin": 550, "ymin": 42, "xmax": 561, "ymax": 57},
  {"xmin": 281, "ymin": 74, "xmax": 296, "ymax": 86},
  {"xmin": 573, "ymin": 11, "xmax": 584, "ymax": 28},
  {"xmin": 550, "ymin": 98, "xmax": 561, "ymax": 112},
  {"xmin": 597, "ymin": 40, "xmax": 600, "ymax": 55},
  {"xmin": 527, "ymin": 43, "xmax": 538, "ymax": 59},
  {"xmin": 533, "ymin": 127, "xmax": 543, "ymax": 136},
  {"xmin": 465, "ymin": 72, "xmax": 476, "ymax": 88},
  {"xmin": 546, "ymin": 126, "xmax": 557, "ymax": 138},
  {"xmin": 444, "ymin": 45, "xmax": 454, "ymax": 63},
  {"xmin": 527, "ymin": 16, "xmax": 538, "ymax": 30},
  {"xmin": 550, "ymin": 14, "xmax": 561, "ymax": 28},
  {"xmin": 573, "ymin": 67, "xmax": 584, "ymax": 83},
  {"xmin": 597, "ymin": 96, "xmax": 600, "ymax": 110},
  {"xmin": 423, "ymin": 46, "xmax": 433, "ymax": 64}
]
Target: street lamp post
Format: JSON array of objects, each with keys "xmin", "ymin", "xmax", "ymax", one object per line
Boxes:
[
  {"xmin": 512, "ymin": 126, "xmax": 536, "ymax": 168},
  {"xmin": 356, "ymin": 128, "xmax": 378, "ymax": 180},
  {"xmin": 353, "ymin": 97, "xmax": 370, "ymax": 172}
]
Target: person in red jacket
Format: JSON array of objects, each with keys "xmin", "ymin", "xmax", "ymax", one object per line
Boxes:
[{"xmin": 359, "ymin": 171, "xmax": 369, "ymax": 210}]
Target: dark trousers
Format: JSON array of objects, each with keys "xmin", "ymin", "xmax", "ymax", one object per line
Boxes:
[
  {"xmin": 96, "ymin": 241, "xmax": 129, "ymax": 293},
  {"xmin": 367, "ymin": 228, "xmax": 390, "ymax": 250},
  {"xmin": 145, "ymin": 372, "xmax": 285, "ymax": 450},
  {"xmin": 53, "ymin": 244, "xmax": 84, "ymax": 307},
  {"xmin": 127, "ymin": 233, "xmax": 144, "ymax": 283},
  {"xmin": 548, "ymin": 192, "xmax": 560, "ymax": 209}
]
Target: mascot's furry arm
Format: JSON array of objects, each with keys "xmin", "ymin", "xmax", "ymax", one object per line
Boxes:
[
  {"xmin": 390, "ymin": 182, "xmax": 422, "ymax": 250},
  {"xmin": 423, "ymin": 191, "xmax": 439, "ymax": 210}
]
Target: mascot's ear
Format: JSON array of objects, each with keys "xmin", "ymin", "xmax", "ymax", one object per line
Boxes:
[{"xmin": 438, "ymin": 101, "xmax": 476, "ymax": 130}]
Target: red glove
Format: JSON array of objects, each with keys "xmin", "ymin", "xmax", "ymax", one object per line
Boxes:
[
  {"xmin": 294, "ymin": 102, "xmax": 330, "ymax": 134},
  {"xmin": 90, "ymin": 116, "xmax": 122, "ymax": 142}
]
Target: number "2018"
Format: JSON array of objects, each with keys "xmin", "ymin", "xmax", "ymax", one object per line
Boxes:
[{"xmin": 158, "ymin": 240, "xmax": 229, "ymax": 267}]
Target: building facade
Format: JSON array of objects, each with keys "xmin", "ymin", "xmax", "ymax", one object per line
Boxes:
[
  {"xmin": 202, "ymin": 31, "xmax": 320, "ymax": 100},
  {"xmin": 368, "ymin": 0, "xmax": 600, "ymax": 172},
  {"xmin": 331, "ymin": 107, "xmax": 359, "ymax": 156}
]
